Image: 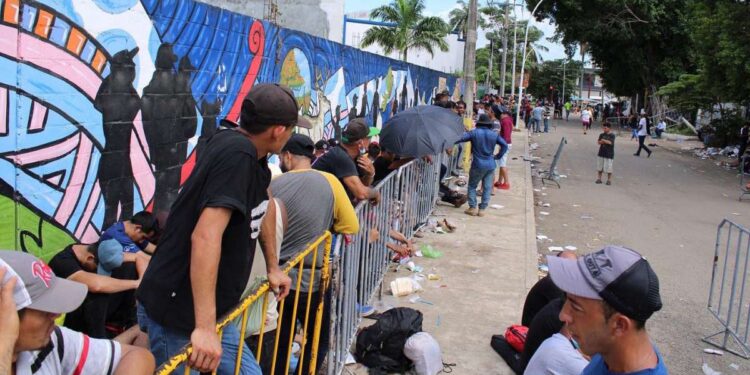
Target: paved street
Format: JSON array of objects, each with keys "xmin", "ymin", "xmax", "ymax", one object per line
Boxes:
[{"xmin": 531, "ymin": 117, "xmax": 750, "ymax": 374}]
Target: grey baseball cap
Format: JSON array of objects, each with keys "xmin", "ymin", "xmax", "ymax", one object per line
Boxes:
[
  {"xmin": 0, "ymin": 250, "xmax": 87, "ymax": 314},
  {"xmin": 547, "ymin": 245, "xmax": 662, "ymax": 321}
]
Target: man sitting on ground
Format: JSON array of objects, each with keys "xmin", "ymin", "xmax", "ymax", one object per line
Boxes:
[
  {"xmin": 101, "ymin": 211, "xmax": 158, "ymax": 255},
  {"xmin": 548, "ymin": 245, "xmax": 667, "ymax": 374},
  {"xmin": 49, "ymin": 239, "xmax": 146, "ymax": 339},
  {"xmin": 0, "ymin": 250, "xmax": 155, "ymax": 374}
]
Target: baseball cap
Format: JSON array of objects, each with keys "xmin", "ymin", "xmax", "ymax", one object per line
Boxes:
[
  {"xmin": 547, "ymin": 245, "xmax": 662, "ymax": 322},
  {"xmin": 240, "ymin": 83, "xmax": 313, "ymax": 129},
  {"xmin": 314, "ymin": 140, "xmax": 329, "ymax": 151},
  {"xmin": 282, "ymin": 133, "xmax": 315, "ymax": 160},
  {"xmin": 96, "ymin": 239, "xmax": 124, "ymax": 276},
  {"xmin": 341, "ymin": 118, "xmax": 380, "ymax": 143},
  {"xmin": 0, "ymin": 250, "xmax": 87, "ymax": 314}
]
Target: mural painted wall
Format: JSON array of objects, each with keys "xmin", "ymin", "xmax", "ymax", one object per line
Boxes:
[{"xmin": 0, "ymin": 0, "xmax": 461, "ymax": 260}]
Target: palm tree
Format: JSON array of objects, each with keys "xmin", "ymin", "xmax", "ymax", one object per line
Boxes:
[
  {"xmin": 361, "ymin": 0, "xmax": 450, "ymax": 61},
  {"xmin": 448, "ymin": 0, "xmax": 469, "ymax": 39}
]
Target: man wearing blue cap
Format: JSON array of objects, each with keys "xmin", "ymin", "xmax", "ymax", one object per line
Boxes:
[
  {"xmin": 48, "ymin": 239, "xmax": 144, "ymax": 338},
  {"xmin": 547, "ymin": 245, "xmax": 667, "ymax": 374}
]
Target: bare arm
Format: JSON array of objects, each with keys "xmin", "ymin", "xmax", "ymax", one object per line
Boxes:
[
  {"xmin": 114, "ymin": 343, "xmax": 155, "ymax": 375},
  {"xmin": 188, "ymin": 206, "xmax": 232, "ymax": 372},
  {"xmin": 343, "ymin": 176, "xmax": 380, "ymax": 205},
  {"xmin": 142, "ymin": 242, "xmax": 157, "ymax": 254},
  {"xmin": 68, "ymin": 271, "xmax": 138, "ymax": 294}
]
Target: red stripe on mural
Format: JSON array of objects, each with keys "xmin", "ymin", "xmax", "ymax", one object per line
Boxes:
[{"xmin": 227, "ymin": 20, "xmax": 265, "ymax": 122}]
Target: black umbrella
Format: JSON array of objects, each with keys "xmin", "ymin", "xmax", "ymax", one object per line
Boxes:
[{"xmin": 379, "ymin": 105, "xmax": 465, "ymax": 157}]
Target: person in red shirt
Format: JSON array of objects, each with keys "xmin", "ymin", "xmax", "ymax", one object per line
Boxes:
[{"xmin": 494, "ymin": 110, "xmax": 514, "ymax": 190}]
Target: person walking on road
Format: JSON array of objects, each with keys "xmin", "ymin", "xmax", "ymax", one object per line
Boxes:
[
  {"xmin": 564, "ymin": 101, "xmax": 572, "ymax": 121},
  {"xmin": 634, "ymin": 113, "xmax": 652, "ymax": 157},
  {"xmin": 456, "ymin": 114, "xmax": 508, "ymax": 217},
  {"xmin": 581, "ymin": 106, "xmax": 592, "ymax": 135},
  {"xmin": 532, "ymin": 102, "xmax": 544, "ymax": 133},
  {"xmin": 596, "ymin": 123, "xmax": 616, "ymax": 185}
]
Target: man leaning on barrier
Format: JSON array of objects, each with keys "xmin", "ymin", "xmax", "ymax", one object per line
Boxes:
[{"xmin": 136, "ymin": 84, "xmax": 305, "ymax": 374}]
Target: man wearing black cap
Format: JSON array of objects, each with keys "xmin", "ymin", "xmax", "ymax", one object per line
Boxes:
[
  {"xmin": 260, "ymin": 133, "xmax": 359, "ymax": 374},
  {"xmin": 313, "ymin": 139, "xmax": 329, "ymax": 161},
  {"xmin": 547, "ymin": 246, "xmax": 667, "ymax": 374},
  {"xmin": 137, "ymin": 83, "xmax": 307, "ymax": 374},
  {"xmin": 313, "ymin": 118, "xmax": 381, "ymax": 205},
  {"xmin": 455, "ymin": 114, "xmax": 508, "ymax": 217}
]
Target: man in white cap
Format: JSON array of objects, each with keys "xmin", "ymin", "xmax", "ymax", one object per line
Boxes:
[
  {"xmin": 547, "ymin": 245, "xmax": 667, "ymax": 374},
  {"xmin": 0, "ymin": 250, "xmax": 154, "ymax": 374}
]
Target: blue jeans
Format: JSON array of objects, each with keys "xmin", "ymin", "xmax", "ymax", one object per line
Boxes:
[
  {"xmin": 531, "ymin": 118, "xmax": 541, "ymax": 132},
  {"xmin": 138, "ymin": 305, "xmax": 261, "ymax": 375},
  {"xmin": 468, "ymin": 167, "xmax": 496, "ymax": 210}
]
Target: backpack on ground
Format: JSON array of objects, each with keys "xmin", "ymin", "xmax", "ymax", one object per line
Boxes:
[{"xmin": 355, "ymin": 307, "xmax": 423, "ymax": 373}]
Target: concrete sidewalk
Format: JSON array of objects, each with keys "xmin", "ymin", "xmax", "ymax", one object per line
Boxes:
[{"xmin": 347, "ymin": 130, "xmax": 538, "ymax": 374}]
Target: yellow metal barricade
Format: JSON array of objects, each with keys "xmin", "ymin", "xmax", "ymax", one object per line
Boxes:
[{"xmin": 155, "ymin": 231, "xmax": 333, "ymax": 375}]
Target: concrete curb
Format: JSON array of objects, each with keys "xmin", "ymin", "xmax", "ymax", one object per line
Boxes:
[{"xmin": 522, "ymin": 130, "xmax": 539, "ymax": 290}]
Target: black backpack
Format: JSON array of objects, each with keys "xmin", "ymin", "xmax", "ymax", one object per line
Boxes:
[{"xmin": 355, "ymin": 307, "xmax": 423, "ymax": 373}]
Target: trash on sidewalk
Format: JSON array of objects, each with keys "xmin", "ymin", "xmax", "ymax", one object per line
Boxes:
[
  {"xmin": 548, "ymin": 246, "xmax": 564, "ymax": 252},
  {"xmin": 534, "ymin": 188, "xmax": 541, "ymax": 192},
  {"xmin": 564, "ymin": 246, "xmax": 578, "ymax": 251},
  {"xmin": 427, "ymin": 274, "xmax": 441, "ymax": 280},
  {"xmin": 703, "ymin": 348, "xmax": 724, "ymax": 356},
  {"xmin": 581, "ymin": 215, "xmax": 594, "ymax": 220},
  {"xmin": 536, "ymin": 234, "xmax": 549, "ymax": 240},
  {"xmin": 702, "ymin": 363, "xmax": 722, "ymax": 375},
  {"xmin": 391, "ymin": 277, "xmax": 422, "ymax": 296},
  {"xmin": 471, "ymin": 268, "xmax": 480, "ymax": 274},
  {"xmin": 404, "ymin": 332, "xmax": 443, "ymax": 375},
  {"xmin": 542, "ymin": 203, "xmax": 551, "ymax": 207},
  {"xmin": 420, "ymin": 244, "xmax": 443, "ymax": 259},
  {"xmin": 407, "ymin": 261, "xmax": 424, "ymax": 273},
  {"xmin": 540, "ymin": 211, "xmax": 550, "ymax": 216},
  {"xmin": 491, "ymin": 204, "xmax": 505, "ymax": 209},
  {"xmin": 729, "ymin": 363, "xmax": 740, "ymax": 371}
]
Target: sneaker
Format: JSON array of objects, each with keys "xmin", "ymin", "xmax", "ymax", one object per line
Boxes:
[
  {"xmin": 606, "ymin": 180, "xmax": 611, "ymax": 185},
  {"xmin": 499, "ymin": 183, "xmax": 510, "ymax": 190},
  {"xmin": 356, "ymin": 304, "xmax": 375, "ymax": 317},
  {"xmin": 595, "ymin": 179, "xmax": 602, "ymax": 184},
  {"xmin": 493, "ymin": 181, "xmax": 503, "ymax": 188},
  {"xmin": 477, "ymin": 209, "xmax": 486, "ymax": 217},
  {"xmin": 647, "ymin": 151, "xmax": 652, "ymax": 158},
  {"xmin": 464, "ymin": 207, "xmax": 477, "ymax": 216}
]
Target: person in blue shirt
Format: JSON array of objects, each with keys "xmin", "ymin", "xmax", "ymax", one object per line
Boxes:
[
  {"xmin": 456, "ymin": 114, "xmax": 508, "ymax": 217},
  {"xmin": 547, "ymin": 246, "xmax": 668, "ymax": 375},
  {"xmin": 531, "ymin": 102, "xmax": 545, "ymax": 133},
  {"xmin": 101, "ymin": 211, "xmax": 159, "ymax": 255}
]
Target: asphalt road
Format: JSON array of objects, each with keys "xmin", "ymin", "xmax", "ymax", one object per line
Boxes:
[{"xmin": 529, "ymin": 117, "xmax": 750, "ymax": 374}]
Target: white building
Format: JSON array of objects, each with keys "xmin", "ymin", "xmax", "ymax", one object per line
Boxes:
[
  {"xmin": 343, "ymin": 11, "xmax": 464, "ymax": 74},
  {"xmin": 574, "ymin": 67, "xmax": 615, "ymax": 103}
]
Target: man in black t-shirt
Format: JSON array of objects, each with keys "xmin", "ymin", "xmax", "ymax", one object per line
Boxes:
[
  {"xmin": 136, "ymin": 84, "xmax": 304, "ymax": 374},
  {"xmin": 596, "ymin": 123, "xmax": 616, "ymax": 185},
  {"xmin": 313, "ymin": 118, "xmax": 381, "ymax": 205},
  {"xmin": 49, "ymin": 239, "xmax": 143, "ymax": 338}
]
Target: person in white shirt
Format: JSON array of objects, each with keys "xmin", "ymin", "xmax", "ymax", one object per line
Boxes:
[
  {"xmin": 0, "ymin": 251, "xmax": 154, "ymax": 375},
  {"xmin": 524, "ymin": 330, "xmax": 589, "ymax": 375},
  {"xmin": 581, "ymin": 107, "xmax": 592, "ymax": 135},
  {"xmin": 634, "ymin": 114, "xmax": 652, "ymax": 157},
  {"xmin": 655, "ymin": 119, "xmax": 666, "ymax": 139}
]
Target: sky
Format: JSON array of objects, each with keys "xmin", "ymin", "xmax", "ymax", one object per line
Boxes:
[{"xmin": 344, "ymin": 0, "xmax": 577, "ymax": 62}]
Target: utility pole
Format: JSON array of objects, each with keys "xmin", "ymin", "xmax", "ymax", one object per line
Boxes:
[
  {"xmin": 499, "ymin": 1, "xmax": 510, "ymax": 96},
  {"xmin": 463, "ymin": 0, "xmax": 478, "ymax": 118},
  {"xmin": 579, "ymin": 42, "xmax": 585, "ymax": 105},
  {"xmin": 485, "ymin": 38, "xmax": 494, "ymax": 92},
  {"xmin": 509, "ymin": 0, "xmax": 518, "ymax": 100},
  {"xmin": 562, "ymin": 59, "xmax": 566, "ymax": 103}
]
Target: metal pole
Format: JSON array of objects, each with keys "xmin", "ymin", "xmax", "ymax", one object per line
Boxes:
[
  {"xmin": 499, "ymin": 2, "xmax": 510, "ymax": 96},
  {"xmin": 510, "ymin": 0, "xmax": 518, "ymax": 99},
  {"xmin": 514, "ymin": 0, "xmax": 545, "ymax": 128}
]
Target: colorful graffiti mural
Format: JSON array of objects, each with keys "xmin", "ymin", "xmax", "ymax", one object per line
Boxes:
[{"xmin": 0, "ymin": 0, "xmax": 460, "ymax": 259}]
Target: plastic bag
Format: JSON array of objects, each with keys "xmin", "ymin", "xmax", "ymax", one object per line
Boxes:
[
  {"xmin": 391, "ymin": 277, "xmax": 423, "ymax": 296},
  {"xmin": 420, "ymin": 244, "xmax": 443, "ymax": 259},
  {"xmin": 404, "ymin": 332, "xmax": 442, "ymax": 375}
]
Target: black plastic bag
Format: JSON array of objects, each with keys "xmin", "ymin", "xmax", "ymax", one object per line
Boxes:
[{"xmin": 355, "ymin": 307, "xmax": 423, "ymax": 373}]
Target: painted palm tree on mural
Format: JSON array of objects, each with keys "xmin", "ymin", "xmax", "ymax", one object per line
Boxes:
[{"xmin": 361, "ymin": 0, "xmax": 450, "ymax": 61}]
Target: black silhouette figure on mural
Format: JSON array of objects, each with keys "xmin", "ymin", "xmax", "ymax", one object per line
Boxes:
[
  {"xmin": 195, "ymin": 97, "xmax": 222, "ymax": 159},
  {"xmin": 392, "ymin": 96, "xmax": 399, "ymax": 115},
  {"xmin": 142, "ymin": 44, "xmax": 198, "ymax": 222},
  {"xmin": 349, "ymin": 93, "xmax": 359, "ymax": 121},
  {"xmin": 333, "ymin": 104, "xmax": 342, "ymax": 141},
  {"xmin": 400, "ymin": 80, "xmax": 408, "ymax": 112},
  {"xmin": 94, "ymin": 47, "xmax": 140, "ymax": 229},
  {"xmin": 371, "ymin": 80, "xmax": 380, "ymax": 126},
  {"xmin": 358, "ymin": 82, "xmax": 368, "ymax": 119}
]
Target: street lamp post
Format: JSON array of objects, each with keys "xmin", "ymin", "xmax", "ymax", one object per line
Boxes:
[
  {"xmin": 562, "ymin": 59, "xmax": 566, "ymax": 103},
  {"xmin": 514, "ymin": 0, "xmax": 545, "ymax": 128}
]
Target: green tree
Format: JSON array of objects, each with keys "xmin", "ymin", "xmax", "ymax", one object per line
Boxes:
[
  {"xmin": 526, "ymin": 59, "xmax": 582, "ymax": 101},
  {"xmin": 361, "ymin": 0, "xmax": 450, "ymax": 61}
]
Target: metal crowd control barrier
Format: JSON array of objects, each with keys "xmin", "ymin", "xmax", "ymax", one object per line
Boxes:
[
  {"xmin": 327, "ymin": 155, "xmax": 442, "ymax": 375},
  {"xmin": 155, "ymin": 231, "xmax": 334, "ymax": 375},
  {"xmin": 704, "ymin": 219, "xmax": 750, "ymax": 358},
  {"xmin": 541, "ymin": 137, "xmax": 567, "ymax": 188}
]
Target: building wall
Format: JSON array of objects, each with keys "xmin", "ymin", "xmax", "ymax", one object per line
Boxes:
[
  {"xmin": 344, "ymin": 15, "xmax": 465, "ymax": 74},
  {"xmin": 0, "ymin": 0, "xmax": 459, "ymax": 259},
  {"xmin": 198, "ymin": 0, "xmax": 345, "ymax": 42}
]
